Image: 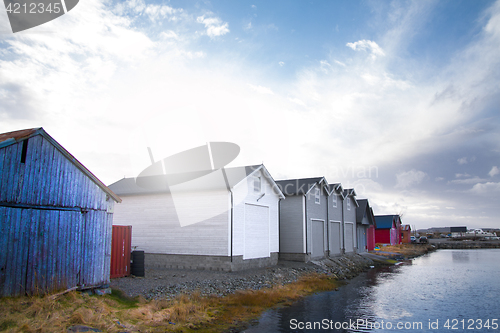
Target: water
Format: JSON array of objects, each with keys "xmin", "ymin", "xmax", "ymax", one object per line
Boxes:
[{"xmin": 244, "ymin": 249, "xmax": 500, "ymax": 332}]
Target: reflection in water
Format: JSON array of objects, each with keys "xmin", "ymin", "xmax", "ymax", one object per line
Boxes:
[
  {"xmin": 244, "ymin": 250, "xmax": 500, "ymax": 332},
  {"xmin": 452, "ymin": 251, "xmax": 470, "ymax": 262}
]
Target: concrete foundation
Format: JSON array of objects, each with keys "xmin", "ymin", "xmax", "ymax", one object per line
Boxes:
[
  {"xmin": 278, "ymin": 252, "xmax": 311, "ymax": 262},
  {"xmin": 145, "ymin": 252, "xmax": 279, "ymax": 272}
]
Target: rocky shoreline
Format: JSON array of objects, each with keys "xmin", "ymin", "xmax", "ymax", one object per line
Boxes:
[
  {"xmin": 110, "ymin": 253, "xmax": 376, "ymax": 300},
  {"xmin": 432, "ymin": 240, "xmax": 500, "ymax": 249}
]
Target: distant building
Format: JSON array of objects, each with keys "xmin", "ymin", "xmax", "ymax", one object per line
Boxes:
[
  {"xmin": 374, "ymin": 215, "xmax": 402, "ymax": 245},
  {"xmin": 401, "ymin": 225, "xmax": 412, "ymax": 243},
  {"xmin": 356, "ymin": 199, "xmax": 376, "ymax": 252}
]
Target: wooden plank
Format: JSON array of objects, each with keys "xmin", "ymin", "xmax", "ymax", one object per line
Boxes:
[
  {"xmin": 41, "ymin": 210, "xmax": 51, "ymax": 292},
  {"xmin": 48, "ymin": 210, "xmax": 58, "ymax": 291},
  {"xmin": 5, "ymin": 144, "xmax": 19, "ymax": 203},
  {"xmin": 30, "ymin": 135, "xmax": 43, "ymax": 206},
  {"xmin": 18, "ymin": 209, "xmax": 31, "ymax": 295},
  {"xmin": 0, "ymin": 207, "xmax": 12, "ymax": 296},
  {"xmin": 40, "ymin": 137, "xmax": 51, "ymax": 206}
]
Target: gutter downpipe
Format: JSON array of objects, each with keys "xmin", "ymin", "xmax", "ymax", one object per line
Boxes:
[
  {"xmin": 221, "ymin": 168, "xmax": 233, "ymax": 266},
  {"xmin": 304, "ymin": 194, "xmax": 308, "ymax": 259},
  {"xmin": 326, "ymin": 186, "xmax": 329, "ymax": 258},
  {"xmin": 230, "ymin": 189, "xmax": 234, "ymax": 263},
  {"xmin": 341, "ymin": 192, "xmax": 345, "ymax": 254}
]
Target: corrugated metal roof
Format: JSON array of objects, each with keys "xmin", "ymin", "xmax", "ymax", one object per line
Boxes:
[
  {"xmin": 0, "ymin": 128, "xmax": 39, "ymax": 148},
  {"xmin": 275, "ymin": 177, "xmax": 327, "ymax": 196},
  {"xmin": 108, "ymin": 164, "xmax": 285, "ymax": 198},
  {"xmin": 0, "ymin": 127, "xmax": 121, "ymax": 203},
  {"xmin": 374, "ymin": 215, "xmax": 397, "ymax": 229},
  {"xmin": 327, "ymin": 183, "xmax": 343, "ymax": 196},
  {"xmin": 356, "ymin": 199, "xmax": 376, "ymax": 225}
]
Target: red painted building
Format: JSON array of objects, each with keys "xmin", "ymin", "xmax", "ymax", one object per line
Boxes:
[
  {"xmin": 374, "ymin": 215, "xmax": 402, "ymax": 245},
  {"xmin": 401, "ymin": 224, "xmax": 412, "ymax": 243}
]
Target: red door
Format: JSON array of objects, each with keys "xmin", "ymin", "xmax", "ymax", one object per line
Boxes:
[
  {"xmin": 110, "ymin": 225, "xmax": 132, "ymax": 278},
  {"xmin": 367, "ymin": 225, "xmax": 376, "ymax": 251}
]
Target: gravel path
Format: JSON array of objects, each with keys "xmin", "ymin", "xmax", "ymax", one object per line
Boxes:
[{"xmin": 110, "ymin": 254, "xmax": 375, "ymax": 300}]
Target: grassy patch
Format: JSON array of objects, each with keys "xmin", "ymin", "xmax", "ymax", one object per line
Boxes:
[
  {"xmin": 0, "ymin": 273, "xmax": 339, "ymax": 333},
  {"xmin": 374, "ymin": 243, "xmax": 434, "ymax": 258}
]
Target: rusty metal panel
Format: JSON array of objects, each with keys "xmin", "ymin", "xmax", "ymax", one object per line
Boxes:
[{"xmin": 110, "ymin": 226, "xmax": 132, "ymax": 279}]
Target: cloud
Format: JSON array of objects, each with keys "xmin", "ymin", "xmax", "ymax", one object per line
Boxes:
[
  {"xmin": 449, "ymin": 176, "xmax": 488, "ymax": 185},
  {"xmin": 115, "ymin": 0, "xmax": 182, "ymax": 22},
  {"xmin": 346, "ymin": 39, "xmax": 385, "ymax": 59},
  {"xmin": 469, "ymin": 182, "xmax": 500, "ymax": 195},
  {"xmin": 196, "ymin": 15, "xmax": 230, "ymax": 38},
  {"xmin": 488, "ymin": 166, "xmax": 500, "ymax": 177},
  {"xmin": 395, "ymin": 169, "xmax": 427, "ymax": 189},
  {"xmin": 279, "ymin": 61, "xmax": 285, "ymax": 66},
  {"xmin": 334, "ymin": 60, "xmax": 346, "ymax": 67},
  {"xmin": 249, "ymin": 84, "xmax": 274, "ymax": 95},
  {"xmin": 457, "ymin": 157, "xmax": 468, "ymax": 165},
  {"xmin": 455, "ymin": 173, "xmax": 471, "ymax": 178}
]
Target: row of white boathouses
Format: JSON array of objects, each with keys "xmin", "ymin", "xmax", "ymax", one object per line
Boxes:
[
  {"xmin": 0, "ymin": 127, "xmax": 378, "ymax": 296},
  {"xmin": 109, "ymin": 165, "xmax": 376, "ymax": 271}
]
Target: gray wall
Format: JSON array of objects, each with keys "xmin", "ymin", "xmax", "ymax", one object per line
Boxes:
[
  {"xmin": 343, "ymin": 195, "xmax": 357, "ymax": 253},
  {"xmin": 328, "ymin": 192, "xmax": 343, "ymax": 255},
  {"xmin": 305, "ymin": 184, "xmax": 328, "ymax": 257},
  {"xmin": 279, "ymin": 195, "xmax": 305, "ymax": 254}
]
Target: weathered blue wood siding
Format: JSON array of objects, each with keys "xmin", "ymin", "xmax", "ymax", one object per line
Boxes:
[{"xmin": 0, "ymin": 133, "xmax": 114, "ymax": 296}]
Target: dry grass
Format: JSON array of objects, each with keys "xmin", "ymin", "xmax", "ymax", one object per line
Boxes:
[
  {"xmin": 374, "ymin": 243, "xmax": 433, "ymax": 257},
  {"xmin": 0, "ymin": 273, "xmax": 339, "ymax": 333}
]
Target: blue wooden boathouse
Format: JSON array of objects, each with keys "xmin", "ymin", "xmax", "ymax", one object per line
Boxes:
[{"xmin": 0, "ymin": 128, "xmax": 121, "ymax": 296}]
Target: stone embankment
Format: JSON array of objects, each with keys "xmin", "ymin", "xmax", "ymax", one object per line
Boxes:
[
  {"xmin": 432, "ymin": 241, "xmax": 500, "ymax": 249},
  {"xmin": 111, "ymin": 254, "xmax": 375, "ymax": 300}
]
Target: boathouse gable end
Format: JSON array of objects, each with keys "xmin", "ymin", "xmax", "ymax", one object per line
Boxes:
[
  {"xmin": 0, "ymin": 127, "xmax": 120, "ymax": 297},
  {"xmin": 108, "ymin": 164, "xmax": 283, "ymax": 271}
]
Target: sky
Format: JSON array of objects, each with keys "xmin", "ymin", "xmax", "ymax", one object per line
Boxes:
[{"xmin": 1, "ymin": 0, "xmax": 499, "ymax": 230}]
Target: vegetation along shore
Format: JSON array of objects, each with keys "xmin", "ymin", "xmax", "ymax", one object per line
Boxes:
[{"xmin": 1, "ymin": 246, "xmax": 436, "ymax": 333}]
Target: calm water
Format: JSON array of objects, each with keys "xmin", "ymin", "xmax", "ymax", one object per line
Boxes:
[{"xmin": 244, "ymin": 249, "xmax": 500, "ymax": 332}]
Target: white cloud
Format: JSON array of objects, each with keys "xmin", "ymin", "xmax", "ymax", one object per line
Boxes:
[
  {"xmin": 488, "ymin": 166, "xmax": 500, "ymax": 177},
  {"xmin": 115, "ymin": 0, "xmax": 182, "ymax": 22},
  {"xmin": 279, "ymin": 61, "xmax": 285, "ymax": 66},
  {"xmin": 435, "ymin": 177, "xmax": 445, "ymax": 181},
  {"xmin": 249, "ymin": 84, "xmax": 274, "ymax": 95},
  {"xmin": 196, "ymin": 15, "xmax": 230, "ymax": 38},
  {"xmin": 346, "ymin": 39, "xmax": 385, "ymax": 59},
  {"xmin": 395, "ymin": 169, "xmax": 427, "ymax": 189},
  {"xmin": 457, "ymin": 157, "xmax": 468, "ymax": 165},
  {"xmin": 288, "ymin": 97, "xmax": 305, "ymax": 106},
  {"xmin": 334, "ymin": 60, "xmax": 346, "ymax": 67},
  {"xmin": 469, "ymin": 182, "xmax": 500, "ymax": 195},
  {"xmin": 449, "ymin": 176, "xmax": 488, "ymax": 185},
  {"xmin": 455, "ymin": 173, "xmax": 471, "ymax": 178}
]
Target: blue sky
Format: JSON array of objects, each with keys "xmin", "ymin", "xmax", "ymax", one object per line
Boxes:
[{"xmin": 1, "ymin": 0, "xmax": 499, "ymax": 229}]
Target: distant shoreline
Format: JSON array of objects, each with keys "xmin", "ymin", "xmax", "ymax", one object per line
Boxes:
[{"xmin": 429, "ymin": 239, "xmax": 500, "ymax": 249}]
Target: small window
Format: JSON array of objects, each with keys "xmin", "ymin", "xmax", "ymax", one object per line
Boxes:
[
  {"xmin": 254, "ymin": 176, "xmax": 261, "ymax": 193},
  {"xmin": 332, "ymin": 194, "xmax": 337, "ymax": 208},
  {"xmin": 347, "ymin": 197, "xmax": 351, "ymax": 210},
  {"xmin": 20, "ymin": 139, "xmax": 29, "ymax": 164},
  {"xmin": 315, "ymin": 188, "xmax": 320, "ymax": 204}
]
